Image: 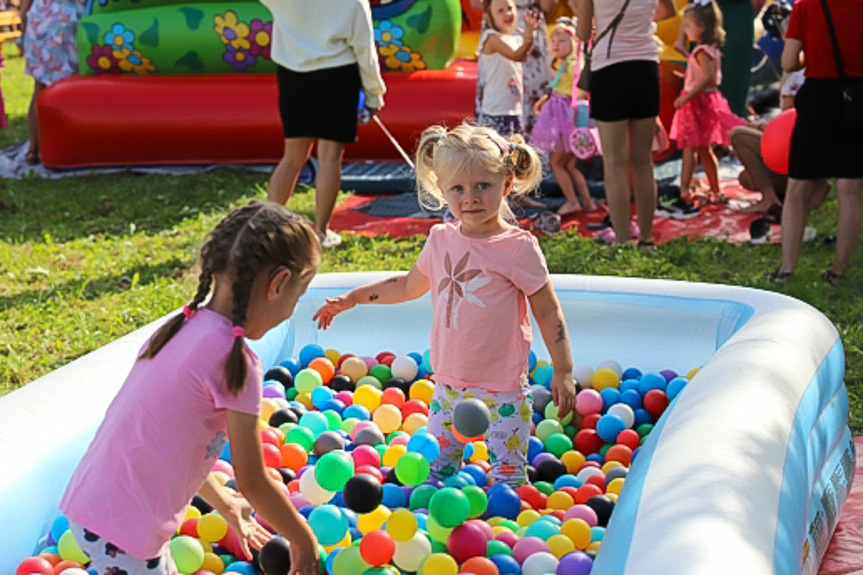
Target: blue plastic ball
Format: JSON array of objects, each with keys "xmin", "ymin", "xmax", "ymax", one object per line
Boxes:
[
  {"xmin": 552, "ymin": 474, "xmax": 581, "ymax": 489},
  {"xmin": 51, "ymin": 515, "xmax": 69, "ymax": 544},
  {"xmin": 309, "ymin": 504, "xmax": 348, "ymax": 545},
  {"xmin": 600, "ymin": 388, "xmax": 621, "ymax": 411},
  {"xmin": 590, "ymin": 525, "xmax": 606, "ymax": 542},
  {"xmin": 280, "ymin": 358, "xmax": 301, "ymax": 376},
  {"xmin": 619, "ymin": 379, "xmax": 640, "ymax": 393},
  {"xmin": 486, "ymin": 484, "xmax": 521, "ymax": 519},
  {"xmin": 407, "ymin": 432, "xmax": 440, "ymax": 462},
  {"xmin": 320, "ymin": 399, "xmax": 346, "ymax": 414},
  {"xmin": 666, "ymin": 377, "xmax": 689, "ymax": 400},
  {"xmin": 421, "ymin": 349, "xmax": 433, "ymax": 374},
  {"xmin": 299, "ymin": 411, "xmax": 329, "ymax": 437},
  {"xmin": 525, "ymin": 519, "xmax": 560, "ymax": 540},
  {"xmin": 532, "ymin": 411, "xmax": 543, "ymax": 425},
  {"xmin": 226, "ymin": 561, "xmax": 258, "ymax": 574},
  {"xmin": 443, "ymin": 474, "xmax": 472, "ymax": 488},
  {"xmin": 408, "ymin": 352, "xmax": 424, "ymax": 366},
  {"xmin": 343, "ymin": 404, "xmax": 371, "ymax": 421},
  {"xmin": 638, "ymin": 372, "xmax": 667, "ymax": 395},
  {"xmin": 527, "ymin": 436, "xmax": 544, "ymax": 462},
  {"xmin": 596, "ymin": 413, "xmax": 627, "ymax": 443},
  {"xmin": 586, "ymin": 453, "xmax": 604, "ymax": 464},
  {"xmin": 633, "ymin": 408, "xmax": 653, "ymax": 427},
  {"xmin": 619, "ymin": 389, "xmax": 643, "ymax": 409},
  {"xmin": 533, "ymin": 365, "xmax": 554, "ymax": 389},
  {"xmin": 382, "ymin": 483, "xmax": 409, "ymax": 508},
  {"xmin": 299, "ymin": 344, "xmax": 325, "ymax": 368},
  {"xmin": 326, "ymin": 549, "xmax": 340, "ymax": 574},
  {"xmin": 461, "ymin": 464, "xmax": 487, "ymax": 487},
  {"xmin": 528, "ymin": 350, "xmax": 538, "ymax": 372},
  {"xmin": 621, "ymin": 367, "xmax": 642, "ymax": 381},
  {"xmin": 491, "ymin": 554, "xmax": 521, "ymax": 574},
  {"xmin": 311, "ymin": 386, "xmax": 336, "ymax": 409}
]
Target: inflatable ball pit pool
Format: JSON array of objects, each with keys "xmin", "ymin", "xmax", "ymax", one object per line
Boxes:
[{"xmin": 0, "ymin": 273, "xmax": 852, "ymax": 574}]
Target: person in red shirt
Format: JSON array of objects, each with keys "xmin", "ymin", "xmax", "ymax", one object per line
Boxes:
[{"xmin": 771, "ymin": 0, "xmax": 863, "ymax": 284}]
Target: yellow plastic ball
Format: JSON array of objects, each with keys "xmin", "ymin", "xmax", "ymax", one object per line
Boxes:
[
  {"xmin": 409, "ymin": 379, "xmax": 434, "ymax": 406},
  {"xmin": 358, "ymin": 505, "xmax": 391, "ymax": 535},
  {"xmin": 607, "ymin": 493, "xmax": 619, "ymax": 504},
  {"xmin": 200, "ymin": 552, "xmax": 225, "ymax": 574},
  {"xmin": 687, "ymin": 367, "xmax": 700, "ymax": 379},
  {"xmin": 387, "ymin": 508, "xmax": 418, "ymax": 542},
  {"xmin": 492, "ymin": 525, "xmax": 510, "ymax": 537},
  {"xmin": 295, "ymin": 392, "xmax": 314, "ymax": 410},
  {"xmin": 426, "ymin": 515, "xmax": 453, "ymax": 543},
  {"xmin": 420, "ymin": 553, "xmax": 458, "ymax": 575},
  {"xmin": 486, "ymin": 517, "xmax": 505, "ymax": 527},
  {"xmin": 517, "ymin": 509, "xmax": 541, "ymax": 527},
  {"xmin": 341, "ymin": 356, "xmax": 369, "ymax": 382},
  {"xmin": 606, "ymin": 477, "xmax": 625, "ymax": 496},
  {"xmin": 323, "ymin": 530, "xmax": 352, "ymax": 553},
  {"xmin": 561, "ymin": 450, "xmax": 586, "ymax": 474},
  {"xmin": 592, "ymin": 368, "xmax": 620, "ymax": 391},
  {"xmin": 354, "ymin": 385, "xmax": 383, "ymax": 412},
  {"xmin": 197, "ymin": 513, "xmax": 228, "ymax": 542},
  {"xmin": 469, "ymin": 441, "xmax": 489, "ymax": 462},
  {"xmin": 601, "ymin": 460, "xmax": 624, "ymax": 474},
  {"xmin": 561, "ymin": 518, "xmax": 592, "ymax": 550},
  {"xmin": 58, "ymin": 530, "xmax": 89, "ymax": 564},
  {"xmin": 547, "ymin": 534, "xmax": 576, "ymax": 559},
  {"xmin": 374, "ymin": 404, "xmax": 403, "ymax": 434},
  {"xmin": 547, "ymin": 491, "xmax": 574, "ymax": 510},
  {"xmin": 325, "ymin": 348, "xmax": 341, "ymax": 365},
  {"xmin": 402, "ymin": 412, "xmax": 428, "ymax": 435},
  {"xmin": 185, "ymin": 505, "xmax": 203, "ymax": 520},
  {"xmin": 383, "ymin": 444, "xmax": 408, "ymax": 468},
  {"xmin": 536, "ymin": 360, "xmax": 550, "ymax": 370},
  {"xmin": 259, "ymin": 398, "xmax": 280, "ymax": 422},
  {"xmin": 587, "ymin": 541, "xmax": 602, "ymax": 553}
]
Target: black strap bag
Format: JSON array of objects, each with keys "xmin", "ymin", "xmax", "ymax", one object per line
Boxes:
[
  {"xmin": 820, "ymin": 0, "xmax": 863, "ymax": 126},
  {"xmin": 577, "ymin": 0, "xmax": 633, "ymax": 92}
]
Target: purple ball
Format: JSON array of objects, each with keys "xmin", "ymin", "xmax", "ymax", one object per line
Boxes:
[
  {"xmin": 531, "ymin": 452, "xmax": 556, "ymax": 468},
  {"xmin": 557, "ymin": 551, "xmax": 593, "ymax": 575},
  {"xmin": 660, "ymin": 369, "xmax": 678, "ymax": 382}
]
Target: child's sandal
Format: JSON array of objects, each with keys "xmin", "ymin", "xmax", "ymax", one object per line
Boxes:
[
  {"xmin": 767, "ymin": 268, "xmax": 793, "ymax": 284},
  {"xmin": 821, "ymin": 269, "xmax": 843, "ymax": 286}
]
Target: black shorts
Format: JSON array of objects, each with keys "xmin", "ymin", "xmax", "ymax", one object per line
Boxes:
[
  {"xmin": 277, "ymin": 63, "xmax": 361, "ymax": 143},
  {"xmin": 589, "ymin": 60, "xmax": 660, "ymax": 123},
  {"xmin": 788, "ymin": 77, "xmax": 863, "ymax": 180}
]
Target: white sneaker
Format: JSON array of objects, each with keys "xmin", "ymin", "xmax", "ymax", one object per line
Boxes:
[
  {"xmin": 803, "ymin": 226, "xmax": 817, "ymax": 242},
  {"xmin": 318, "ymin": 229, "xmax": 343, "ymax": 249}
]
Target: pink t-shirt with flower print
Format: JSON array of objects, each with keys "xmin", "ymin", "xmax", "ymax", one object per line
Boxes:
[
  {"xmin": 415, "ymin": 222, "xmax": 550, "ymax": 393},
  {"xmin": 60, "ymin": 308, "xmax": 262, "ymax": 560}
]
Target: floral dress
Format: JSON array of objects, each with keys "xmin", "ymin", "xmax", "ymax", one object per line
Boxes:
[
  {"xmin": 24, "ymin": 0, "xmax": 86, "ymax": 86},
  {"xmin": 476, "ymin": 0, "xmax": 552, "ymax": 134}
]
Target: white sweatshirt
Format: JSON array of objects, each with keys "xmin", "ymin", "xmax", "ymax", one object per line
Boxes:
[{"xmin": 260, "ymin": 0, "xmax": 386, "ymax": 109}]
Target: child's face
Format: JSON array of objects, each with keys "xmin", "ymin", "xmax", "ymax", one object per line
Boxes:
[
  {"xmin": 441, "ymin": 162, "xmax": 512, "ymax": 237},
  {"xmin": 682, "ymin": 14, "xmax": 704, "ymax": 43},
  {"xmin": 549, "ymin": 29, "xmax": 574, "ymax": 59},
  {"xmin": 489, "ymin": 0, "xmax": 518, "ymax": 33}
]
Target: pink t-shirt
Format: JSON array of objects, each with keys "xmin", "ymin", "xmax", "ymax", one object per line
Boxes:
[
  {"xmin": 60, "ymin": 308, "xmax": 263, "ymax": 559},
  {"xmin": 415, "ymin": 223, "xmax": 550, "ymax": 393},
  {"xmin": 683, "ymin": 45, "xmax": 722, "ymax": 91}
]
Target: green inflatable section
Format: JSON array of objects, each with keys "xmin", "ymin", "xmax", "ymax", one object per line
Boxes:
[{"xmin": 78, "ymin": 0, "xmax": 461, "ymax": 75}]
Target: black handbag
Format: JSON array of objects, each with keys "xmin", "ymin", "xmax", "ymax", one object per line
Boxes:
[
  {"xmin": 577, "ymin": 0, "xmax": 633, "ymax": 93},
  {"xmin": 820, "ymin": 0, "xmax": 863, "ymax": 125}
]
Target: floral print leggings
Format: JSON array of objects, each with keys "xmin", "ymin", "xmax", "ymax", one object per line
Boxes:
[
  {"xmin": 67, "ymin": 520, "xmax": 178, "ymax": 575},
  {"xmin": 428, "ymin": 383, "xmax": 533, "ymax": 487}
]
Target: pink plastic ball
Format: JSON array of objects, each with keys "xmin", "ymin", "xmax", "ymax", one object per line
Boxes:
[
  {"xmin": 466, "ymin": 519, "xmax": 494, "ymax": 540},
  {"xmin": 335, "ymin": 391, "xmax": 354, "ymax": 406},
  {"xmin": 389, "ymin": 434, "xmax": 409, "ymax": 447},
  {"xmin": 512, "ymin": 537, "xmax": 550, "ymax": 565},
  {"xmin": 575, "ymin": 390, "xmax": 603, "ymax": 415},
  {"xmin": 351, "ymin": 444, "xmax": 381, "ymax": 468},
  {"xmin": 350, "ymin": 421, "xmax": 374, "ymax": 442},
  {"xmin": 447, "ymin": 522, "xmax": 489, "ymax": 564},
  {"xmin": 212, "ymin": 460, "xmax": 234, "ymax": 477},
  {"xmin": 362, "ymin": 357, "xmax": 378, "ymax": 371},
  {"xmin": 563, "ymin": 504, "xmax": 598, "ymax": 527},
  {"xmin": 496, "ymin": 530, "xmax": 520, "ymax": 548}
]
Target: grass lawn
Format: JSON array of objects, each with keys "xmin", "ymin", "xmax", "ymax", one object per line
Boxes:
[{"xmin": 2, "ymin": 45, "xmax": 862, "ymax": 431}]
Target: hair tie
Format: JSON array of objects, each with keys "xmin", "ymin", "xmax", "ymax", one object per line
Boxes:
[
  {"xmin": 182, "ymin": 305, "xmax": 195, "ymax": 320},
  {"xmin": 232, "ymin": 326, "xmax": 246, "ymax": 338},
  {"xmin": 488, "ymin": 133, "xmax": 511, "ymax": 155},
  {"xmin": 693, "ymin": 0, "xmax": 711, "ymax": 6},
  {"xmin": 438, "ymin": 133, "xmax": 447, "ymax": 142},
  {"xmin": 509, "ymin": 143, "xmax": 518, "ymax": 152}
]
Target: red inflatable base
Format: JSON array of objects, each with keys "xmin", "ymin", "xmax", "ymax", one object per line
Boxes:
[{"xmin": 37, "ymin": 63, "xmax": 478, "ymax": 168}]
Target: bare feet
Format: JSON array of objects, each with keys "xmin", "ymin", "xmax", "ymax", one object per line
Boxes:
[
  {"xmin": 741, "ymin": 197, "xmax": 781, "ymax": 213},
  {"xmin": 511, "ymin": 196, "xmax": 546, "ymax": 209},
  {"xmin": 557, "ymin": 202, "xmax": 583, "ymax": 216}
]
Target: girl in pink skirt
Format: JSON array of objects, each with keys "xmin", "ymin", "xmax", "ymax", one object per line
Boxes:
[
  {"xmin": 670, "ymin": 0, "xmax": 745, "ymax": 204},
  {"xmin": 531, "ymin": 18, "xmax": 597, "ymax": 216}
]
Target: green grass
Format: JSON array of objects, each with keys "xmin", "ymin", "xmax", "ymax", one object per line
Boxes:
[{"xmin": 1, "ymin": 44, "xmax": 862, "ymax": 430}]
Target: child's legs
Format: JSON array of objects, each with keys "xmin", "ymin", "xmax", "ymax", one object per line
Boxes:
[
  {"xmin": 314, "ymin": 139, "xmax": 346, "ymax": 235},
  {"xmin": 268, "ymin": 137, "xmax": 314, "ymax": 206},
  {"xmin": 27, "ymin": 81, "xmax": 46, "ymax": 155},
  {"xmin": 550, "ymin": 152, "xmax": 578, "ymax": 206},
  {"xmin": 597, "ymin": 120, "xmax": 633, "ymax": 241},
  {"xmin": 427, "ymin": 383, "xmax": 466, "ymax": 480},
  {"xmin": 697, "ymin": 146, "xmax": 720, "ymax": 194},
  {"xmin": 68, "ymin": 520, "xmax": 178, "ymax": 575},
  {"xmin": 680, "ymin": 147, "xmax": 697, "ymax": 195},
  {"xmin": 483, "ymin": 387, "xmax": 533, "ymax": 488},
  {"xmin": 564, "ymin": 156, "xmax": 596, "ymax": 209},
  {"xmin": 629, "ymin": 117, "xmax": 658, "ymax": 241}
]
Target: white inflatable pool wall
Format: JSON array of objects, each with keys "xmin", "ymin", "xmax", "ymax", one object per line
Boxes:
[{"xmin": 0, "ymin": 273, "xmax": 853, "ymax": 574}]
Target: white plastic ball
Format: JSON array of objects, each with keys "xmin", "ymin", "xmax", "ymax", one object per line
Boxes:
[
  {"xmin": 521, "ymin": 551, "xmax": 559, "ymax": 575},
  {"xmin": 607, "ymin": 403, "xmax": 635, "ymax": 429},
  {"xmin": 393, "ymin": 531, "xmax": 432, "ymax": 572},
  {"xmin": 391, "ymin": 355, "xmax": 419, "ymax": 382},
  {"xmin": 596, "ymin": 359, "xmax": 622, "ymax": 376},
  {"xmin": 574, "ymin": 364, "xmax": 595, "ymax": 389},
  {"xmin": 299, "ymin": 467, "xmax": 335, "ymax": 505},
  {"xmin": 575, "ymin": 466, "xmax": 605, "ymax": 484}
]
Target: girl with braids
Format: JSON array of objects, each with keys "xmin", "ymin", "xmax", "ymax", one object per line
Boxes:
[
  {"xmin": 59, "ymin": 201, "xmax": 321, "ymax": 575},
  {"xmin": 314, "ymin": 123, "xmax": 576, "ymax": 487}
]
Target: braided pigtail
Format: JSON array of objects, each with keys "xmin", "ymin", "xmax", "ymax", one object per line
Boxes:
[
  {"xmin": 506, "ymin": 134, "xmax": 543, "ymax": 196},
  {"xmin": 415, "ymin": 125, "xmax": 449, "ymax": 212}
]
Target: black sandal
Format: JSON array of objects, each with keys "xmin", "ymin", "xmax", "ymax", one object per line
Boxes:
[
  {"xmin": 821, "ymin": 269, "xmax": 843, "ymax": 286},
  {"xmin": 637, "ymin": 240, "xmax": 656, "ymax": 251},
  {"xmin": 767, "ymin": 269, "xmax": 793, "ymax": 284}
]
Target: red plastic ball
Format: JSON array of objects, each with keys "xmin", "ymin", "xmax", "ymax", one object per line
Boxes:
[
  {"xmin": 574, "ymin": 429, "xmax": 603, "ymax": 454},
  {"xmin": 575, "ymin": 483, "xmax": 603, "ymax": 504},
  {"xmin": 586, "ymin": 473, "xmax": 606, "ymax": 490},
  {"xmin": 360, "ymin": 530, "xmax": 395, "ymax": 565},
  {"xmin": 517, "ymin": 484, "xmax": 547, "ymax": 510},
  {"xmin": 262, "ymin": 442, "xmax": 283, "ymax": 468},
  {"xmin": 375, "ymin": 351, "xmax": 396, "ymax": 364},
  {"xmin": 16, "ymin": 557, "xmax": 53, "ymax": 575},
  {"xmin": 643, "ymin": 390, "xmax": 669, "ymax": 418},
  {"xmin": 581, "ymin": 413, "xmax": 601, "ymax": 430},
  {"xmin": 606, "ymin": 444, "xmax": 633, "ymax": 467},
  {"xmin": 461, "ymin": 556, "xmax": 500, "ymax": 575},
  {"xmin": 761, "ymin": 109, "xmax": 796, "ymax": 175},
  {"xmin": 356, "ymin": 464, "xmax": 385, "ymax": 483},
  {"xmin": 381, "ymin": 387, "xmax": 406, "ymax": 408},
  {"xmin": 402, "ymin": 399, "xmax": 430, "ymax": 418},
  {"xmin": 337, "ymin": 353, "xmax": 355, "ymax": 368},
  {"xmin": 179, "ymin": 517, "xmax": 199, "ymax": 537},
  {"xmin": 616, "ymin": 429, "xmax": 640, "ymax": 450},
  {"xmin": 261, "ymin": 427, "xmax": 282, "ymax": 448},
  {"xmin": 447, "ymin": 522, "xmax": 489, "ymax": 564}
]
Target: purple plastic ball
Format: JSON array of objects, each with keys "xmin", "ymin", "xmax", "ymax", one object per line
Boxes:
[{"xmin": 557, "ymin": 551, "xmax": 593, "ymax": 575}]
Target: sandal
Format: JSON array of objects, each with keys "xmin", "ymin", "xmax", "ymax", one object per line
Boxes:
[
  {"xmin": 821, "ymin": 269, "xmax": 843, "ymax": 286},
  {"xmin": 767, "ymin": 269, "xmax": 793, "ymax": 284},
  {"xmin": 637, "ymin": 240, "xmax": 656, "ymax": 251}
]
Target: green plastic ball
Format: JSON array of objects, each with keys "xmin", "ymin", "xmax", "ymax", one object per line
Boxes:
[
  {"xmin": 332, "ymin": 544, "xmax": 370, "ymax": 575},
  {"xmin": 462, "ymin": 485, "xmax": 488, "ymax": 518},
  {"xmin": 637, "ymin": 423, "xmax": 654, "ymax": 437},
  {"xmin": 409, "ymin": 484, "xmax": 437, "ymax": 510},
  {"xmin": 544, "ymin": 401, "xmax": 573, "ymax": 425},
  {"xmin": 169, "ymin": 535, "xmax": 204, "ymax": 573},
  {"xmin": 370, "ymin": 364, "xmax": 393, "ymax": 384},
  {"xmin": 544, "ymin": 433, "xmax": 572, "ymax": 458},
  {"xmin": 487, "ymin": 539, "xmax": 513, "ymax": 557},
  {"xmin": 533, "ymin": 481, "xmax": 554, "ymax": 496},
  {"xmin": 395, "ymin": 452, "xmax": 431, "ymax": 485},
  {"xmin": 357, "ymin": 375, "xmax": 383, "ymax": 389},
  {"xmin": 535, "ymin": 419, "xmax": 564, "ymax": 443},
  {"xmin": 295, "ymin": 368, "xmax": 323, "ymax": 394},
  {"xmin": 315, "ymin": 450, "xmax": 354, "ymax": 491},
  {"xmin": 323, "ymin": 409, "xmax": 343, "ymax": 430},
  {"xmin": 285, "ymin": 426, "xmax": 315, "ymax": 452},
  {"xmin": 428, "ymin": 487, "xmax": 470, "ymax": 528}
]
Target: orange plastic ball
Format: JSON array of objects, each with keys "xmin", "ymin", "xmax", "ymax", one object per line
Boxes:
[
  {"xmin": 461, "ymin": 556, "xmax": 500, "ymax": 575},
  {"xmin": 359, "ymin": 530, "xmax": 395, "ymax": 566},
  {"xmin": 280, "ymin": 443, "xmax": 308, "ymax": 472},
  {"xmin": 309, "ymin": 357, "xmax": 336, "ymax": 383}
]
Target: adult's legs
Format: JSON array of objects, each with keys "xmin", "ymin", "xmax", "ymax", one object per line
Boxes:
[
  {"xmin": 550, "ymin": 152, "xmax": 580, "ymax": 215},
  {"xmin": 26, "ymin": 81, "xmax": 46, "ymax": 162},
  {"xmin": 597, "ymin": 120, "xmax": 633, "ymax": 242},
  {"xmin": 832, "ymin": 178, "xmax": 862, "ymax": 275},
  {"xmin": 268, "ymin": 138, "xmax": 315, "ymax": 206},
  {"xmin": 629, "ymin": 117, "xmax": 658, "ymax": 243},
  {"xmin": 315, "ymin": 139, "xmax": 346, "ymax": 236},
  {"xmin": 779, "ymin": 178, "xmax": 817, "ymax": 274}
]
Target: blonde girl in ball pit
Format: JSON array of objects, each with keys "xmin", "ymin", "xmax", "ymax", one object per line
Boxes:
[
  {"xmin": 58, "ymin": 202, "xmax": 321, "ymax": 575},
  {"xmin": 314, "ymin": 123, "xmax": 576, "ymax": 487}
]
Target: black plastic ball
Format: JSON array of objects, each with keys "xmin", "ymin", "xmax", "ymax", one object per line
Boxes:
[
  {"xmin": 269, "ymin": 407, "xmax": 298, "ymax": 428},
  {"xmin": 277, "ymin": 467, "xmax": 296, "ymax": 484},
  {"xmin": 329, "ymin": 373, "xmax": 355, "ymax": 392},
  {"xmin": 343, "ymin": 474, "xmax": 383, "ymax": 514},
  {"xmin": 384, "ymin": 377, "xmax": 411, "ymax": 396},
  {"xmin": 526, "ymin": 465, "xmax": 537, "ymax": 484},
  {"xmin": 259, "ymin": 536, "xmax": 291, "ymax": 575},
  {"xmin": 264, "ymin": 367, "xmax": 294, "ymax": 388},
  {"xmin": 384, "ymin": 466, "xmax": 402, "ymax": 486},
  {"xmin": 604, "ymin": 466, "xmax": 628, "ymax": 489},
  {"xmin": 225, "ymin": 478, "xmax": 237, "ymax": 491},
  {"xmin": 585, "ymin": 494, "xmax": 615, "ymax": 527},
  {"xmin": 535, "ymin": 457, "xmax": 567, "ymax": 484},
  {"xmin": 191, "ymin": 495, "xmax": 213, "ymax": 515},
  {"xmin": 289, "ymin": 404, "xmax": 307, "ymax": 419}
]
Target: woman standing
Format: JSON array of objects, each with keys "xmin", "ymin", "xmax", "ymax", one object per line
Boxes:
[
  {"xmin": 263, "ymin": 0, "xmax": 386, "ymax": 249},
  {"xmin": 771, "ymin": 0, "xmax": 863, "ymax": 284},
  {"xmin": 576, "ymin": 0, "xmax": 675, "ymax": 246},
  {"xmin": 19, "ymin": 0, "xmax": 86, "ymax": 165}
]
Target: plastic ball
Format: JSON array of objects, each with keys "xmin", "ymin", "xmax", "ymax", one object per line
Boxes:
[
  {"xmin": 402, "ymin": 412, "xmax": 428, "ymax": 435},
  {"xmin": 447, "ymin": 522, "xmax": 489, "ymax": 564},
  {"xmin": 407, "ymin": 432, "xmax": 441, "ymax": 462},
  {"xmin": 395, "ymin": 451, "xmax": 431, "ymax": 485},
  {"xmin": 170, "ymin": 535, "xmax": 204, "ymax": 573},
  {"xmin": 386, "ymin": 508, "xmax": 418, "ymax": 542},
  {"xmin": 197, "ymin": 512, "xmax": 228, "ymax": 543},
  {"xmin": 294, "ymin": 368, "xmax": 323, "ymax": 395},
  {"xmin": 596, "ymin": 413, "xmax": 627, "ymax": 443},
  {"xmin": 419, "ymin": 553, "xmax": 458, "ymax": 575},
  {"xmin": 643, "ymin": 389, "xmax": 669, "ymax": 417},
  {"xmin": 512, "ymin": 537, "xmax": 550, "ymax": 565},
  {"xmin": 463, "ymin": 485, "xmax": 489, "ymax": 518},
  {"xmin": 357, "ymin": 505, "xmax": 391, "ymax": 535},
  {"xmin": 360, "ymin": 530, "xmax": 395, "ymax": 566},
  {"xmin": 591, "ymin": 367, "xmax": 620, "ymax": 391},
  {"xmin": 342, "ymin": 474, "xmax": 383, "ymax": 514},
  {"xmin": 666, "ymin": 376, "xmax": 688, "ymax": 400},
  {"xmin": 561, "ymin": 518, "xmax": 592, "ymax": 549},
  {"xmin": 299, "ymin": 466, "xmax": 335, "ymax": 505},
  {"xmin": 535, "ymin": 419, "xmax": 564, "ymax": 443},
  {"xmin": 543, "ymin": 401, "xmax": 573, "ymax": 425},
  {"xmin": 15, "ymin": 557, "xmax": 53, "ymax": 575},
  {"xmin": 392, "ymin": 531, "xmax": 432, "ymax": 572},
  {"xmin": 556, "ymin": 550, "xmax": 593, "ymax": 575},
  {"xmin": 373, "ymin": 404, "xmax": 403, "ymax": 434},
  {"xmin": 409, "ymin": 379, "xmax": 434, "ymax": 405},
  {"xmin": 585, "ymin": 495, "xmax": 615, "ymax": 527},
  {"xmin": 354, "ymin": 385, "xmax": 383, "ymax": 412},
  {"xmin": 354, "ymin": 425, "xmax": 386, "ymax": 447},
  {"xmin": 522, "ymin": 551, "xmax": 559, "ymax": 575},
  {"xmin": 314, "ymin": 450, "xmax": 354, "ymax": 491},
  {"xmin": 409, "ymin": 484, "xmax": 437, "ymax": 511},
  {"xmin": 57, "ymin": 531, "xmax": 88, "ymax": 564},
  {"xmin": 536, "ymin": 457, "xmax": 567, "ymax": 484},
  {"xmin": 308, "ymin": 505, "xmax": 348, "ymax": 545},
  {"xmin": 391, "ymin": 355, "xmax": 419, "ymax": 381},
  {"xmin": 761, "ymin": 108, "xmax": 796, "ymax": 175},
  {"xmin": 331, "ymin": 545, "xmax": 370, "ymax": 575},
  {"xmin": 357, "ymin": 375, "xmax": 383, "ymax": 390},
  {"xmin": 266, "ymin": 366, "xmax": 295, "ymax": 387},
  {"xmin": 453, "ymin": 398, "xmax": 492, "ymax": 438},
  {"xmin": 382, "ymin": 443, "xmax": 407, "ymax": 468},
  {"xmin": 461, "ymin": 556, "xmax": 499, "ymax": 575},
  {"xmin": 606, "ymin": 403, "xmax": 635, "ymax": 429},
  {"xmin": 429, "ymin": 487, "xmax": 470, "ymax": 528},
  {"xmin": 532, "ymin": 364, "xmax": 554, "ymax": 388},
  {"xmin": 544, "ymin": 433, "xmax": 572, "ymax": 458},
  {"xmin": 575, "ymin": 389, "xmax": 603, "ymax": 415},
  {"xmin": 486, "ymin": 484, "xmax": 521, "ymax": 519}
]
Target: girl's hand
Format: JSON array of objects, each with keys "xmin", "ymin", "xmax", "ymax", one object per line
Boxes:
[
  {"xmin": 312, "ymin": 294, "xmax": 356, "ymax": 330},
  {"xmin": 523, "ymin": 10, "xmax": 540, "ymax": 36},
  {"xmin": 674, "ymin": 94, "xmax": 688, "ymax": 109},
  {"xmin": 223, "ymin": 498, "xmax": 273, "ymax": 558},
  {"xmin": 551, "ymin": 373, "xmax": 577, "ymax": 418},
  {"xmin": 533, "ymin": 97, "xmax": 547, "ymax": 116},
  {"xmin": 288, "ymin": 529, "xmax": 320, "ymax": 575},
  {"xmin": 673, "ymin": 39, "xmax": 689, "ymax": 57}
]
